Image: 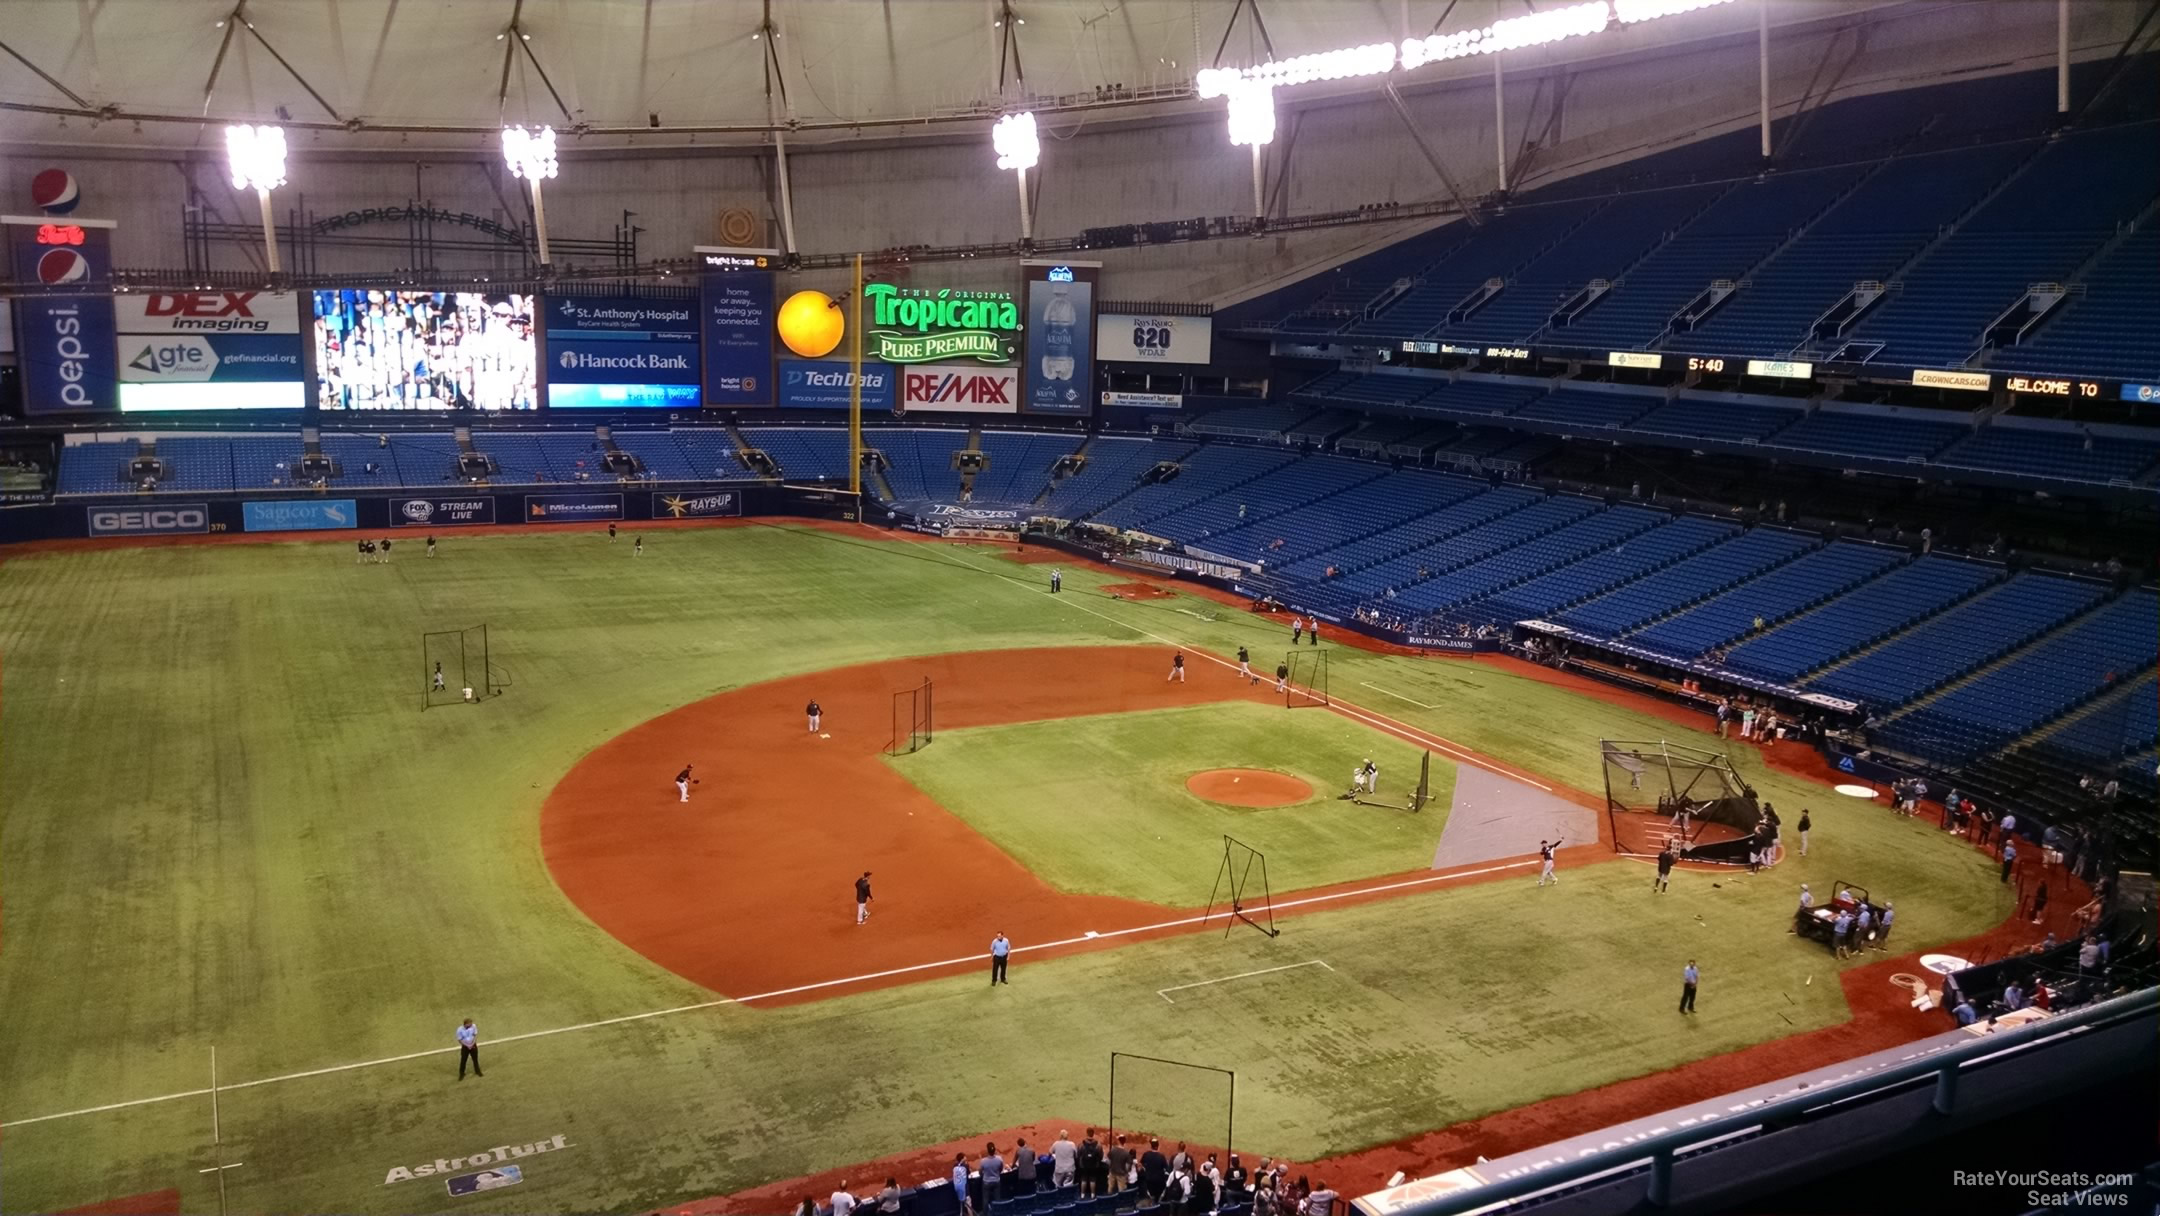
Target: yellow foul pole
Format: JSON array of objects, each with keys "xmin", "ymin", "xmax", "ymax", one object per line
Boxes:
[{"xmin": 848, "ymin": 254, "xmax": 864, "ymax": 500}]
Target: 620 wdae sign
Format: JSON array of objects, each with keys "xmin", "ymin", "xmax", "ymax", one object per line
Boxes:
[{"xmin": 1096, "ymin": 312, "xmax": 1212, "ymax": 366}]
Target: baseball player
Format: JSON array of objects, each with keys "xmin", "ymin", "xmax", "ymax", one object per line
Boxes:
[
  {"xmin": 608, "ymin": 522, "xmax": 618, "ymax": 542},
  {"xmin": 1050, "ymin": 569, "xmax": 1062, "ymax": 593},
  {"xmin": 432, "ymin": 662, "xmax": 446, "ymax": 692},
  {"xmin": 380, "ymin": 538, "xmax": 393, "ymax": 562},
  {"xmin": 855, "ymin": 871, "xmax": 873, "ymax": 924},
  {"xmin": 1654, "ymin": 842, "xmax": 1676, "ymax": 892},
  {"xmin": 1168, "ymin": 653, "xmax": 1186, "ymax": 682},
  {"xmin": 1274, "ymin": 662, "xmax": 1289, "ymax": 693},
  {"xmin": 355, "ymin": 539, "xmax": 367, "ymax": 564},
  {"xmin": 807, "ymin": 699, "xmax": 823, "ymax": 732},
  {"xmin": 1536, "ymin": 838, "xmax": 1562, "ymax": 886},
  {"xmin": 1362, "ymin": 759, "xmax": 1378, "ymax": 795},
  {"xmin": 1237, "ymin": 646, "xmax": 1252, "ymax": 682},
  {"xmin": 1291, "ymin": 616, "xmax": 1304, "ymax": 645},
  {"xmin": 634, "ymin": 535, "xmax": 644, "ymax": 557},
  {"xmin": 1350, "ymin": 765, "xmax": 1368, "ymax": 797},
  {"xmin": 675, "ymin": 763, "xmax": 694, "ymax": 803},
  {"xmin": 426, "ymin": 535, "xmax": 437, "ymax": 558},
  {"xmin": 1308, "ymin": 618, "xmax": 1320, "ymax": 646}
]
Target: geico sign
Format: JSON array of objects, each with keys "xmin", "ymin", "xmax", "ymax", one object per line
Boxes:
[
  {"xmin": 903, "ymin": 368, "xmax": 1017, "ymax": 408},
  {"xmin": 88, "ymin": 505, "xmax": 210, "ymax": 535}
]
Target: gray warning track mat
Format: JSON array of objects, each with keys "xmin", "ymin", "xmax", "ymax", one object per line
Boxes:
[{"xmin": 1434, "ymin": 765, "xmax": 1598, "ymax": 869}]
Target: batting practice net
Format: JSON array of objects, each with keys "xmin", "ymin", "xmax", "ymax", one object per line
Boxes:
[
  {"xmin": 1203, "ymin": 835, "xmax": 1279, "ymax": 938},
  {"xmin": 1284, "ymin": 648, "xmax": 1329, "ymax": 708},
  {"xmin": 420, "ymin": 624, "xmax": 501, "ymax": 710},
  {"xmin": 1602, "ymin": 740, "xmax": 1760, "ymax": 861},
  {"xmin": 888, "ymin": 677, "xmax": 934, "ymax": 756},
  {"xmin": 1107, "ymin": 1053, "xmax": 1235, "ymax": 1161}
]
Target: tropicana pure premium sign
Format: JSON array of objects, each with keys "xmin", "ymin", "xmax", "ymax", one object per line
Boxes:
[{"xmin": 865, "ymin": 283, "xmax": 1019, "ymax": 364}]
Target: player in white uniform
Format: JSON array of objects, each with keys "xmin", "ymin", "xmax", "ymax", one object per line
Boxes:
[
  {"xmin": 1536, "ymin": 838, "xmax": 1562, "ymax": 886},
  {"xmin": 1363, "ymin": 760, "xmax": 1379, "ymax": 795},
  {"xmin": 1350, "ymin": 766, "xmax": 1368, "ymax": 797}
]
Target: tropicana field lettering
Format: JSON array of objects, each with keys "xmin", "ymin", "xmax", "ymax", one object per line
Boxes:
[{"xmin": 384, "ymin": 1134, "xmax": 570, "ymax": 1184}]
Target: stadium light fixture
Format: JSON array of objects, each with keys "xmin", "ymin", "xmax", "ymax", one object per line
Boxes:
[
  {"xmin": 992, "ymin": 112, "xmax": 1041, "ymax": 244},
  {"xmin": 501, "ymin": 124, "xmax": 560, "ymax": 266},
  {"xmin": 1198, "ymin": 0, "xmax": 1736, "ymax": 142},
  {"xmin": 225, "ymin": 124, "xmax": 288, "ymax": 274}
]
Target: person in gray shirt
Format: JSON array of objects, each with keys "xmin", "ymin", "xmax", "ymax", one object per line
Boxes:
[
  {"xmin": 1050, "ymin": 1131, "xmax": 1078, "ymax": 1188},
  {"xmin": 1012, "ymin": 1138, "xmax": 1038, "ymax": 1194},
  {"xmin": 980, "ymin": 1144, "xmax": 1005, "ymax": 1204}
]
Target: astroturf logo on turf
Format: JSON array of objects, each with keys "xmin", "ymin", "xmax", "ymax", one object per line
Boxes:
[{"xmin": 383, "ymin": 1133, "xmax": 570, "ymax": 1184}]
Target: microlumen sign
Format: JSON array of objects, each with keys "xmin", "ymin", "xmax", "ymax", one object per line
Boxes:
[{"xmin": 864, "ymin": 283, "xmax": 1019, "ymax": 364}]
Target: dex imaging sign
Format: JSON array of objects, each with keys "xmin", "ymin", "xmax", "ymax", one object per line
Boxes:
[{"xmin": 115, "ymin": 291, "xmax": 305, "ymax": 411}]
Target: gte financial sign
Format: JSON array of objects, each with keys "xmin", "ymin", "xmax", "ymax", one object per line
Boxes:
[{"xmin": 865, "ymin": 283, "xmax": 1019, "ymax": 364}]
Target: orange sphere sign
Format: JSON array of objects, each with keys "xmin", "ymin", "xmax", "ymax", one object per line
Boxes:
[{"xmin": 777, "ymin": 290, "xmax": 845, "ymax": 358}]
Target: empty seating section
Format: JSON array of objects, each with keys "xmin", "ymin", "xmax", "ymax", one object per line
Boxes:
[
  {"xmin": 1339, "ymin": 495, "xmax": 1592, "ymax": 599},
  {"xmin": 1556, "ymin": 527, "xmax": 1816, "ymax": 635},
  {"xmin": 230, "ymin": 436, "xmax": 306, "ymax": 488},
  {"xmin": 1441, "ymin": 186, "xmax": 1725, "ymax": 345},
  {"xmin": 318, "ymin": 434, "xmax": 410, "ymax": 488},
  {"xmin": 1674, "ymin": 143, "xmax": 2032, "ymax": 357},
  {"xmin": 1722, "ymin": 555, "xmax": 2001, "ymax": 681},
  {"xmin": 1278, "ymin": 227, "xmax": 1471, "ymax": 332},
  {"xmin": 1348, "ymin": 200, "xmax": 1603, "ymax": 338},
  {"xmin": 1935, "ymin": 426, "xmax": 2160, "ymax": 483},
  {"xmin": 1561, "ymin": 167, "xmax": 1866, "ymax": 350},
  {"xmin": 473, "ymin": 434, "xmax": 559, "ymax": 483},
  {"xmin": 1844, "ymin": 126, "xmax": 2160, "ymax": 368},
  {"xmin": 1186, "ymin": 402, "xmax": 1311, "ymax": 438},
  {"xmin": 1285, "ymin": 410, "xmax": 1363, "ymax": 445},
  {"xmin": 1883, "ymin": 590, "xmax": 2159, "ymax": 762},
  {"xmin": 2043, "ymin": 673, "xmax": 2159, "ymax": 764},
  {"xmin": 1409, "ymin": 379, "xmax": 1547, "ymax": 419},
  {"xmin": 1336, "ymin": 416, "xmax": 1448, "ymax": 456},
  {"xmin": 1628, "ymin": 541, "xmax": 1901, "ymax": 657},
  {"xmin": 970, "ymin": 432, "xmax": 1077, "ymax": 505},
  {"xmin": 671, "ymin": 430, "xmax": 751, "ymax": 478},
  {"xmin": 1470, "ymin": 515, "xmax": 1738, "ymax": 624},
  {"xmin": 1771, "ymin": 411, "xmax": 1965, "ymax": 462},
  {"xmin": 1993, "ymin": 227, "xmax": 2160, "ymax": 380},
  {"xmin": 384, "ymin": 433, "xmax": 462, "ymax": 484},
  {"xmin": 1630, "ymin": 398, "xmax": 1800, "ymax": 443},
  {"xmin": 1039, "ymin": 437, "xmax": 1187, "ymax": 518},
  {"xmin": 609, "ymin": 432, "xmax": 705, "ymax": 481},
  {"xmin": 1280, "ymin": 482, "xmax": 1533, "ymax": 581},
  {"xmin": 1147, "ymin": 455, "xmax": 1382, "ymax": 547},
  {"xmin": 865, "ymin": 428, "xmax": 965, "ymax": 500},
  {"xmin": 1514, "ymin": 389, "xmax": 1659, "ymax": 429},
  {"xmin": 147, "ymin": 438, "xmax": 237, "ymax": 492},
  {"xmin": 1219, "ymin": 469, "xmax": 1480, "ymax": 566},
  {"xmin": 1805, "ymin": 573, "xmax": 2105, "ymax": 709},
  {"xmin": 1400, "ymin": 503, "xmax": 1665, "ymax": 612},
  {"xmin": 1086, "ymin": 445, "xmax": 1302, "ymax": 531},
  {"xmin": 740, "ymin": 427, "xmax": 849, "ymax": 480},
  {"xmin": 1293, "ymin": 371, "xmax": 1445, "ymax": 410},
  {"xmin": 535, "ymin": 433, "xmax": 614, "ymax": 481}
]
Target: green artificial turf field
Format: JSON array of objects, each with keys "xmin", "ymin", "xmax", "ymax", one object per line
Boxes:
[
  {"xmin": 0, "ymin": 524, "xmax": 2015, "ymax": 1214},
  {"xmin": 891, "ymin": 701, "xmax": 1455, "ymax": 902}
]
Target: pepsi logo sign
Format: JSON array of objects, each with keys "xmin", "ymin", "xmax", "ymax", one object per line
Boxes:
[
  {"xmin": 30, "ymin": 168, "xmax": 80, "ymax": 214},
  {"xmin": 38, "ymin": 247, "xmax": 89, "ymax": 284}
]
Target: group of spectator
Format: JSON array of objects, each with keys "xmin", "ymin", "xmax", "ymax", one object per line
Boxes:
[
  {"xmin": 810, "ymin": 1131, "xmax": 1341, "ymax": 1216},
  {"xmin": 1711, "ymin": 697, "xmax": 1787, "ymax": 745}
]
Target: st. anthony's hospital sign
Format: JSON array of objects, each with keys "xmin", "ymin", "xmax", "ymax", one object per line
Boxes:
[{"xmin": 384, "ymin": 1133, "xmax": 571, "ymax": 1183}]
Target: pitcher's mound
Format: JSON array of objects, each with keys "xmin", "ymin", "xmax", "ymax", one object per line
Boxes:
[{"xmin": 1186, "ymin": 768, "xmax": 1314, "ymax": 808}]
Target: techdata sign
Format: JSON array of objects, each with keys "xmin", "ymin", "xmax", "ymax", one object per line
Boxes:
[
  {"xmin": 87, "ymin": 503, "xmax": 210, "ymax": 536},
  {"xmin": 392, "ymin": 496, "xmax": 495, "ymax": 527},
  {"xmin": 1097, "ymin": 313, "xmax": 1212, "ymax": 366},
  {"xmin": 777, "ymin": 359, "xmax": 897, "ymax": 411},
  {"xmin": 652, "ymin": 491, "xmax": 742, "ymax": 519},
  {"xmin": 696, "ymin": 246, "xmax": 777, "ymax": 407},
  {"xmin": 1023, "ymin": 263, "xmax": 1095, "ymax": 414},
  {"xmin": 900, "ymin": 363, "xmax": 1020, "ymax": 414},
  {"xmin": 526, "ymin": 492, "xmax": 623, "ymax": 521},
  {"xmin": 242, "ymin": 498, "xmax": 358, "ymax": 532},
  {"xmin": 543, "ymin": 293, "xmax": 700, "ymax": 409},
  {"xmin": 115, "ymin": 292, "xmax": 305, "ymax": 411},
  {"xmin": 5, "ymin": 215, "xmax": 119, "ymax": 414},
  {"xmin": 863, "ymin": 282, "xmax": 1019, "ymax": 364}
]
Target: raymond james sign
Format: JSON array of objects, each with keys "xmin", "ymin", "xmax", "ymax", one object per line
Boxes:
[{"xmin": 864, "ymin": 283, "xmax": 1019, "ymax": 364}]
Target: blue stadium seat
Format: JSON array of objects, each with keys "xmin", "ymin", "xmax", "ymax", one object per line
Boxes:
[
  {"xmin": 1805, "ymin": 572, "xmax": 2105, "ymax": 710},
  {"xmin": 1722, "ymin": 555, "xmax": 2002, "ymax": 681},
  {"xmin": 1555, "ymin": 527, "xmax": 1816, "ymax": 636}
]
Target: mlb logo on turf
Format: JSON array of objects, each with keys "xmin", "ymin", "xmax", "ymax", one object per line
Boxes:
[{"xmin": 447, "ymin": 1164, "xmax": 522, "ymax": 1196}]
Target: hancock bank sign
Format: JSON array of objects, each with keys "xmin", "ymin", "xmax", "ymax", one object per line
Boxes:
[
  {"xmin": 865, "ymin": 282, "xmax": 1018, "ymax": 364},
  {"xmin": 384, "ymin": 1133, "xmax": 571, "ymax": 1184}
]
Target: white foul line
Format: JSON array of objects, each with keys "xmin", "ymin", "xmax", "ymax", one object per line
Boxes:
[
  {"xmin": 1158, "ymin": 959, "xmax": 1334, "ymax": 1003},
  {"xmin": 1358, "ymin": 681, "xmax": 1440, "ymax": 710},
  {"xmin": 0, "ymin": 858, "xmax": 1533, "ymax": 1131}
]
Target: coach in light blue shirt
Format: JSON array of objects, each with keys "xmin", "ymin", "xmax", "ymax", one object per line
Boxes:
[{"xmin": 990, "ymin": 932, "xmax": 1012, "ymax": 985}]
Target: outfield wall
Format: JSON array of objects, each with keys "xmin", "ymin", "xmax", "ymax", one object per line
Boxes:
[{"xmin": 0, "ymin": 482, "xmax": 866, "ymax": 545}]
